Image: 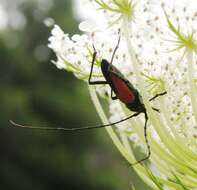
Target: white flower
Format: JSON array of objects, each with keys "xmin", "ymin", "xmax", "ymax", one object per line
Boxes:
[{"xmin": 48, "ymin": 0, "xmax": 197, "ymax": 189}]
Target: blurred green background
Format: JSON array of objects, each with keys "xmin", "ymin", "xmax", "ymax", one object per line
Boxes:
[{"xmin": 0, "ymin": 0, "xmax": 148, "ymax": 189}]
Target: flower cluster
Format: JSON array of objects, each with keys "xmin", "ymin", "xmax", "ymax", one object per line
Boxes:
[{"xmin": 48, "ymin": 0, "xmax": 197, "ymax": 189}]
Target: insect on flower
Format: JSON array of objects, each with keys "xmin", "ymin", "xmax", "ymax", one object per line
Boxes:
[{"xmin": 10, "ymin": 30, "xmax": 167, "ymax": 165}]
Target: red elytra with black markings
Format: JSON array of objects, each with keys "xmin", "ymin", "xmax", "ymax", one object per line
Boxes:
[
  {"xmin": 110, "ymin": 70, "xmax": 135, "ymax": 104},
  {"xmin": 100, "ymin": 59, "xmax": 145, "ymax": 112},
  {"xmin": 10, "ymin": 30, "xmax": 167, "ymax": 165}
]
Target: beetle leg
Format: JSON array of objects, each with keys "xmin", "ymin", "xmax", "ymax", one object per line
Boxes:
[
  {"xmin": 152, "ymin": 107, "xmax": 160, "ymax": 113},
  {"xmin": 111, "ymin": 89, "xmax": 118, "ymax": 100},
  {"xmin": 131, "ymin": 111, "xmax": 151, "ymax": 165},
  {"xmin": 141, "ymin": 112, "xmax": 151, "ymax": 162},
  {"xmin": 88, "ymin": 46, "xmax": 107, "ymax": 85}
]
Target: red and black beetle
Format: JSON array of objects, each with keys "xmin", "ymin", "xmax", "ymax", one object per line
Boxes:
[
  {"xmin": 10, "ymin": 31, "xmax": 166, "ymax": 165},
  {"xmin": 87, "ymin": 34, "xmax": 166, "ymax": 164}
]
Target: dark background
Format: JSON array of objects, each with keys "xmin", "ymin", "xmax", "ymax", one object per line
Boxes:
[{"xmin": 0, "ymin": 0, "xmax": 148, "ymax": 189}]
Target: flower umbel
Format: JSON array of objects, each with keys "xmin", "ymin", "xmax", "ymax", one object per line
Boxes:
[{"xmin": 48, "ymin": 0, "xmax": 197, "ymax": 189}]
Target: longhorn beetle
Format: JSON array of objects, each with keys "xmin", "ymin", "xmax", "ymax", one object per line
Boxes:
[{"xmin": 10, "ymin": 30, "xmax": 167, "ymax": 165}]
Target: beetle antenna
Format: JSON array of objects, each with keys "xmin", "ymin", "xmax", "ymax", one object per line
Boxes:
[
  {"xmin": 110, "ymin": 29, "xmax": 121, "ymax": 64},
  {"xmin": 9, "ymin": 112, "xmax": 141, "ymax": 132}
]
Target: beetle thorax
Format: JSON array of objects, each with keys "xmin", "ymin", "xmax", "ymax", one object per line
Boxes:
[{"xmin": 101, "ymin": 59, "xmax": 111, "ymax": 77}]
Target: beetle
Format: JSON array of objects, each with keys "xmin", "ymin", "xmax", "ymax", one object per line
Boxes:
[
  {"xmin": 10, "ymin": 31, "xmax": 166, "ymax": 165},
  {"xmin": 87, "ymin": 33, "xmax": 166, "ymax": 164}
]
